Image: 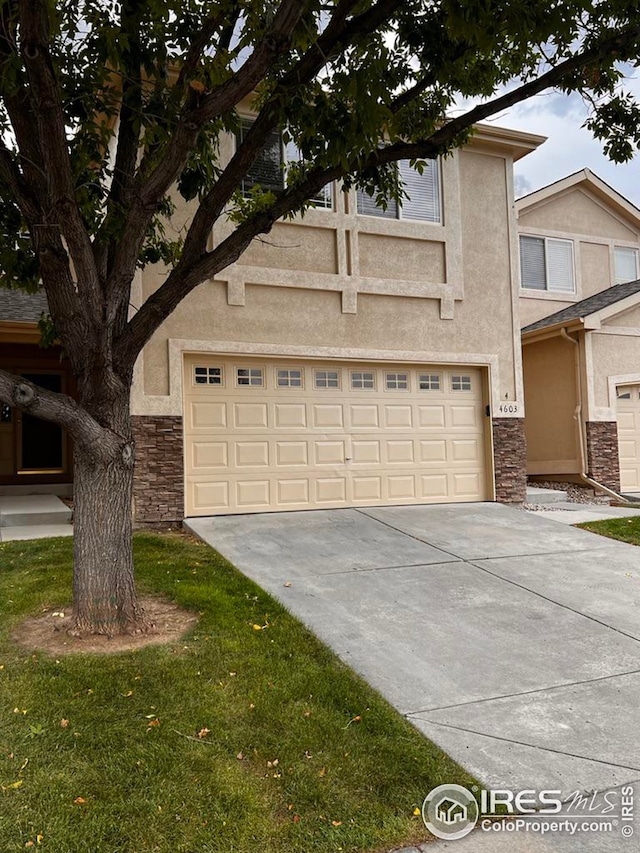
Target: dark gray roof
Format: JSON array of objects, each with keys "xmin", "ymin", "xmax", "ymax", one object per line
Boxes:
[
  {"xmin": 0, "ymin": 288, "xmax": 49, "ymax": 323},
  {"xmin": 522, "ymin": 279, "xmax": 640, "ymax": 334}
]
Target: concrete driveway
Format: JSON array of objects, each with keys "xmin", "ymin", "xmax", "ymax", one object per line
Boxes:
[{"xmin": 186, "ymin": 503, "xmax": 640, "ymax": 842}]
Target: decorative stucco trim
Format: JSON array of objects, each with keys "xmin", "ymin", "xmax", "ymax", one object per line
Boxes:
[
  {"xmin": 131, "ymin": 338, "xmax": 504, "ymax": 417},
  {"xmin": 208, "ymin": 149, "xmax": 465, "ymax": 320},
  {"xmin": 505, "ymin": 155, "xmax": 525, "ymax": 406}
]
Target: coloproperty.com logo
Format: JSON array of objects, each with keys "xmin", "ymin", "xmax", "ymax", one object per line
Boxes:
[{"xmin": 422, "ymin": 784, "xmax": 635, "ymax": 841}]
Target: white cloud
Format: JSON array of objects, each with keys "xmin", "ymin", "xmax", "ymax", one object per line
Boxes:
[{"xmin": 491, "ymin": 76, "xmax": 640, "ymax": 207}]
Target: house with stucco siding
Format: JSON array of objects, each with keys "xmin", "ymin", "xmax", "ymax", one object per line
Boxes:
[
  {"xmin": 1, "ymin": 119, "xmax": 545, "ymax": 520},
  {"xmin": 518, "ymin": 169, "xmax": 640, "ymax": 495}
]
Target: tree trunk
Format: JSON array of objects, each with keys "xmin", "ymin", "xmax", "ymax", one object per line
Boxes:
[{"xmin": 71, "ymin": 398, "xmax": 148, "ymax": 636}]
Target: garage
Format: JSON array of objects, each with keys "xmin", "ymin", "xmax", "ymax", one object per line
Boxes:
[
  {"xmin": 617, "ymin": 384, "xmax": 640, "ymax": 492},
  {"xmin": 183, "ymin": 355, "xmax": 490, "ymax": 516}
]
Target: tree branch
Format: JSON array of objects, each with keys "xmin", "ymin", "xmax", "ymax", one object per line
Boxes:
[
  {"xmin": 0, "ymin": 368, "xmax": 115, "ymax": 456},
  {"xmin": 18, "ymin": 0, "xmax": 101, "ymax": 321},
  {"xmin": 116, "ymin": 19, "xmax": 640, "ymax": 371}
]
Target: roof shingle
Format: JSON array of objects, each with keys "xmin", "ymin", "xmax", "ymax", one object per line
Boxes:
[
  {"xmin": 522, "ymin": 280, "xmax": 640, "ymax": 334},
  {"xmin": 0, "ymin": 289, "xmax": 49, "ymax": 324}
]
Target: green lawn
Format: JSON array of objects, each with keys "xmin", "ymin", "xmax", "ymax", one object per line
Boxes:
[
  {"xmin": 0, "ymin": 533, "xmax": 473, "ymax": 853},
  {"xmin": 578, "ymin": 515, "xmax": 640, "ymax": 545}
]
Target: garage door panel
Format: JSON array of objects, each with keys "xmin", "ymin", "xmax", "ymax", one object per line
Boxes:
[
  {"xmin": 184, "ymin": 357, "xmax": 488, "ymax": 516},
  {"xmin": 353, "ymin": 476, "xmax": 382, "ymax": 500},
  {"xmin": 192, "ymin": 441, "xmax": 228, "ymax": 469},
  {"xmin": 274, "ymin": 403, "xmax": 307, "ymax": 428},
  {"xmin": 313, "ymin": 405, "xmax": 343, "ymax": 428},
  {"xmin": 276, "ymin": 441, "xmax": 308, "ymax": 466},
  {"xmin": 418, "ymin": 405, "xmax": 446, "ymax": 428},
  {"xmin": 315, "ymin": 441, "xmax": 345, "ymax": 464},
  {"xmin": 384, "ymin": 406, "xmax": 413, "ymax": 428},
  {"xmin": 617, "ymin": 385, "xmax": 640, "ymax": 491},
  {"xmin": 236, "ymin": 441, "xmax": 269, "ymax": 467},
  {"xmin": 191, "ymin": 401, "xmax": 227, "ymax": 429},
  {"xmin": 387, "ymin": 440, "xmax": 414, "ymax": 464},
  {"xmin": 277, "ymin": 479, "xmax": 309, "ymax": 505},
  {"xmin": 350, "ymin": 405, "xmax": 379, "ymax": 428},
  {"xmin": 316, "ymin": 477, "xmax": 347, "ymax": 503},
  {"xmin": 351, "ymin": 440, "xmax": 380, "ymax": 464}
]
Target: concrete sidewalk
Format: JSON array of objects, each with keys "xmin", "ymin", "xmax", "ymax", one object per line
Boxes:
[
  {"xmin": 186, "ymin": 502, "xmax": 640, "ymax": 850},
  {"xmin": 0, "ymin": 494, "xmax": 73, "ymax": 541}
]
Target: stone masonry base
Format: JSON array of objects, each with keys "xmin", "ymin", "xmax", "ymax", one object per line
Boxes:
[
  {"xmin": 130, "ymin": 414, "xmax": 528, "ymax": 521},
  {"xmin": 492, "ymin": 417, "xmax": 527, "ymax": 503},
  {"xmin": 585, "ymin": 421, "xmax": 620, "ymax": 493},
  {"xmin": 132, "ymin": 416, "xmax": 184, "ymax": 524}
]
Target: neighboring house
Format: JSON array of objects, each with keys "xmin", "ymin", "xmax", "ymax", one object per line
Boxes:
[
  {"xmin": 131, "ymin": 119, "xmax": 543, "ymax": 522},
  {"xmin": 517, "ymin": 170, "xmax": 640, "ymax": 494},
  {"xmin": 0, "ymin": 121, "xmax": 545, "ymax": 519},
  {"xmin": 0, "ymin": 289, "xmax": 75, "ymax": 493}
]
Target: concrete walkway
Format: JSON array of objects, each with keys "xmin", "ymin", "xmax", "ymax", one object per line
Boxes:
[
  {"xmin": 525, "ymin": 500, "xmax": 640, "ymax": 526},
  {"xmin": 0, "ymin": 495, "xmax": 73, "ymax": 541},
  {"xmin": 186, "ymin": 503, "xmax": 640, "ymax": 850}
]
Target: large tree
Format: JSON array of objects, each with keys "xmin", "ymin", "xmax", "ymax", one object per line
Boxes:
[{"xmin": 0, "ymin": 0, "xmax": 638, "ymax": 634}]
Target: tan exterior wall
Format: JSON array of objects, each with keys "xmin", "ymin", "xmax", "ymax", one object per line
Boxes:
[
  {"xmin": 133, "ymin": 144, "xmax": 524, "ymax": 422},
  {"xmin": 589, "ymin": 331, "xmax": 640, "ymax": 418},
  {"xmin": 522, "ymin": 336, "xmax": 580, "ymax": 474},
  {"xmin": 518, "ymin": 187, "xmax": 640, "ymax": 328}
]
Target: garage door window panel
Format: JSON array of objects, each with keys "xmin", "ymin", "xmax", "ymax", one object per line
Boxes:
[
  {"xmin": 236, "ymin": 367, "xmax": 264, "ymax": 387},
  {"xmin": 351, "ymin": 371, "xmax": 376, "ymax": 390},
  {"xmin": 314, "ymin": 370, "xmax": 340, "ymax": 389},
  {"xmin": 277, "ymin": 368, "xmax": 303, "ymax": 388},
  {"xmin": 194, "ymin": 366, "xmax": 223, "ymax": 386}
]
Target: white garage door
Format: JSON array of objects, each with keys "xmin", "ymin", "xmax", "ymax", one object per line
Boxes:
[
  {"xmin": 183, "ymin": 355, "xmax": 489, "ymax": 516},
  {"xmin": 617, "ymin": 384, "xmax": 640, "ymax": 491}
]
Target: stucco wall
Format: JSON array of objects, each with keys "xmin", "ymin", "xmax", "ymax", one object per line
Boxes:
[
  {"xmin": 590, "ymin": 331, "xmax": 640, "ymax": 415},
  {"xmin": 133, "ymin": 144, "xmax": 522, "ymax": 418},
  {"xmin": 518, "ymin": 186, "xmax": 640, "ymax": 328},
  {"xmin": 522, "ymin": 336, "xmax": 579, "ymax": 474}
]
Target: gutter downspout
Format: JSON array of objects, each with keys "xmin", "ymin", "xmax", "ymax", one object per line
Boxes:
[{"xmin": 560, "ymin": 327, "xmax": 629, "ymax": 503}]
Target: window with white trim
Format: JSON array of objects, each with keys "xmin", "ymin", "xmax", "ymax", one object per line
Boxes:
[
  {"xmin": 277, "ymin": 368, "xmax": 303, "ymax": 388},
  {"xmin": 385, "ymin": 372, "xmax": 408, "ymax": 390},
  {"xmin": 356, "ymin": 159, "xmax": 441, "ymax": 223},
  {"xmin": 419, "ymin": 373, "xmax": 441, "ymax": 390},
  {"xmin": 451, "ymin": 374, "xmax": 472, "ymax": 391},
  {"xmin": 237, "ymin": 118, "xmax": 332, "ymax": 208},
  {"xmin": 236, "ymin": 367, "xmax": 264, "ymax": 387},
  {"xmin": 314, "ymin": 370, "xmax": 340, "ymax": 389},
  {"xmin": 351, "ymin": 371, "xmax": 375, "ymax": 389},
  {"xmin": 194, "ymin": 366, "xmax": 223, "ymax": 385},
  {"xmin": 520, "ymin": 235, "xmax": 575, "ymax": 293},
  {"xmin": 614, "ymin": 247, "xmax": 639, "ymax": 285}
]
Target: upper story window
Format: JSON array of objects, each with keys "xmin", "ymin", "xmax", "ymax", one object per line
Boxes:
[
  {"xmin": 614, "ymin": 246, "xmax": 639, "ymax": 284},
  {"xmin": 520, "ymin": 235, "xmax": 575, "ymax": 294},
  {"xmin": 356, "ymin": 159, "xmax": 441, "ymax": 223},
  {"xmin": 237, "ymin": 118, "xmax": 332, "ymax": 209}
]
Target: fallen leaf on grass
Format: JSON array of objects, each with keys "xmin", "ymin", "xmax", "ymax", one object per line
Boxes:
[
  {"xmin": 292, "ymin": 814, "xmax": 301, "ymax": 823},
  {"xmin": 73, "ymin": 796, "xmax": 86, "ymax": 805},
  {"xmin": 197, "ymin": 728, "xmax": 210, "ymax": 739},
  {"xmin": 413, "ymin": 807, "xmax": 421, "ymax": 816},
  {"xmin": 147, "ymin": 719, "xmax": 160, "ymax": 728},
  {"xmin": 332, "ymin": 820, "xmax": 342, "ymax": 827},
  {"xmin": 60, "ymin": 719, "xmax": 69, "ymax": 728},
  {"xmin": 236, "ymin": 752, "xmax": 245, "ymax": 761},
  {"xmin": 1, "ymin": 780, "xmax": 23, "ymax": 792}
]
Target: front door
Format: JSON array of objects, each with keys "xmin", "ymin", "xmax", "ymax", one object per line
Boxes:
[
  {"xmin": 18, "ymin": 373, "xmax": 65, "ymax": 473},
  {"xmin": 0, "ymin": 370, "xmax": 70, "ymax": 482}
]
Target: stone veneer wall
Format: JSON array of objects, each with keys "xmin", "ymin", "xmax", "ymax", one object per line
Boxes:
[
  {"xmin": 132, "ymin": 416, "xmax": 184, "ymax": 524},
  {"xmin": 492, "ymin": 417, "xmax": 527, "ymax": 503},
  {"xmin": 585, "ymin": 421, "xmax": 620, "ymax": 493}
]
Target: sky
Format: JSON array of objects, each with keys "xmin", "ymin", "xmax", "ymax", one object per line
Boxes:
[{"xmin": 483, "ymin": 72, "xmax": 640, "ymax": 207}]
